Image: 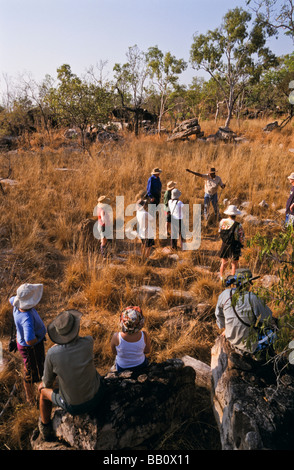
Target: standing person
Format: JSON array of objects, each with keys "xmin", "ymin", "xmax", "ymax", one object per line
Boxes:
[
  {"xmin": 168, "ymin": 188, "xmax": 185, "ymax": 250},
  {"xmin": 96, "ymin": 195, "xmax": 112, "ymax": 258},
  {"xmin": 38, "ymin": 310, "xmax": 104, "ymax": 441},
  {"xmin": 215, "ymin": 269, "xmax": 274, "ymax": 355},
  {"xmin": 136, "ymin": 196, "xmax": 155, "ymax": 259},
  {"xmin": 110, "ymin": 306, "xmax": 151, "ymax": 373},
  {"xmin": 146, "ymin": 168, "xmax": 162, "ymax": 206},
  {"xmin": 9, "ymin": 283, "xmax": 46, "ymax": 403},
  {"xmin": 218, "ymin": 205, "xmax": 245, "ymax": 281},
  {"xmin": 186, "ymin": 167, "xmax": 225, "ymax": 222},
  {"xmin": 285, "ymin": 171, "xmax": 294, "ymax": 227},
  {"xmin": 163, "ymin": 181, "xmax": 177, "ymax": 236}
]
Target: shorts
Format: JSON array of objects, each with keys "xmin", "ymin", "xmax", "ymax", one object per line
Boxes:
[
  {"xmin": 17, "ymin": 339, "xmax": 45, "ymax": 383},
  {"xmin": 116, "ymin": 357, "xmax": 148, "ymax": 373},
  {"xmin": 219, "ymin": 242, "xmax": 241, "ymax": 261},
  {"xmin": 51, "ymin": 379, "xmax": 106, "ymax": 416}
]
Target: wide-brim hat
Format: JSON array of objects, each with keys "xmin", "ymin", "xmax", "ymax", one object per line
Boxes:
[
  {"xmin": 13, "ymin": 283, "xmax": 43, "ymax": 310},
  {"xmin": 120, "ymin": 306, "xmax": 144, "ymax": 334},
  {"xmin": 287, "ymin": 172, "xmax": 294, "ymax": 181},
  {"xmin": 47, "ymin": 310, "xmax": 82, "ymax": 345},
  {"xmin": 171, "ymin": 188, "xmax": 182, "ymax": 199},
  {"xmin": 151, "ymin": 167, "xmax": 162, "ymax": 175},
  {"xmin": 209, "ymin": 167, "xmax": 217, "ymax": 173},
  {"xmin": 224, "ymin": 204, "xmax": 241, "ymax": 216},
  {"xmin": 167, "ymin": 181, "xmax": 177, "ymax": 190},
  {"xmin": 97, "ymin": 195, "xmax": 111, "ymax": 205}
]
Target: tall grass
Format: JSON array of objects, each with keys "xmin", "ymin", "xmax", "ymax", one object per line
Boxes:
[{"xmin": 0, "ymin": 117, "xmax": 293, "ymax": 449}]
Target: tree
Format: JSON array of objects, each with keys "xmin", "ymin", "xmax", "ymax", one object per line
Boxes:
[
  {"xmin": 247, "ymin": 0, "xmax": 294, "ymax": 41},
  {"xmin": 46, "ymin": 64, "xmax": 111, "ymax": 148},
  {"xmin": 113, "ymin": 45, "xmax": 149, "ymax": 136},
  {"xmin": 190, "ymin": 7, "xmax": 277, "ymax": 127},
  {"xmin": 146, "ymin": 46, "xmax": 187, "ymax": 133}
]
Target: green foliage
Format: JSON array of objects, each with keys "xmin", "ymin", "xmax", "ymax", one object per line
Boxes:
[
  {"xmin": 146, "ymin": 46, "xmax": 187, "ymax": 131},
  {"xmin": 190, "ymin": 7, "xmax": 278, "ymax": 126},
  {"xmin": 249, "ymin": 225, "xmax": 294, "ymax": 354},
  {"xmin": 45, "ymin": 64, "xmax": 112, "ymax": 146}
]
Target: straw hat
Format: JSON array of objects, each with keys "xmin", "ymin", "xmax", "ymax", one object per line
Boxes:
[
  {"xmin": 287, "ymin": 172, "xmax": 294, "ymax": 181},
  {"xmin": 167, "ymin": 181, "xmax": 177, "ymax": 190},
  {"xmin": 97, "ymin": 195, "xmax": 111, "ymax": 205},
  {"xmin": 224, "ymin": 204, "xmax": 241, "ymax": 216},
  {"xmin": 209, "ymin": 167, "xmax": 217, "ymax": 173},
  {"xmin": 151, "ymin": 167, "xmax": 162, "ymax": 175},
  {"xmin": 13, "ymin": 283, "xmax": 43, "ymax": 310},
  {"xmin": 47, "ymin": 310, "xmax": 82, "ymax": 345},
  {"xmin": 171, "ymin": 188, "xmax": 182, "ymax": 199}
]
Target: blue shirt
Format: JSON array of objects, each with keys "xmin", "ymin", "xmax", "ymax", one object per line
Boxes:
[
  {"xmin": 9, "ymin": 296, "xmax": 46, "ymax": 347},
  {"xmin": 146, "ymin": 175, "xmax": 162, "ymax": 204}
]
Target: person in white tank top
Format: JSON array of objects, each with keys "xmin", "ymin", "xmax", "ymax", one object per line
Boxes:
[{"xmin": 110, "ymin": 306, "xmax": 151, "ymax": 372}]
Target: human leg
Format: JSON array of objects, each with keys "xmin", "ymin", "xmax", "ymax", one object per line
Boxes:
[
  {"xmin": 219, "ymin": 258, "xmax": 228, "ymax": 280},
  {"xmin": 211, "ymin": 193, "xmax": 219, "ymax": 220},
  {"xmin": 203, "ymin": 194, "xmax": 210, "ymax": 221},
  {"xmin": 39, "ymin": 388, "xmax": 53, "ymax": 424}
]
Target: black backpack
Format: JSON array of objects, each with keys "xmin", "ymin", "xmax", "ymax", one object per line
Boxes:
[{"xmin": 220, "ymin": 221, "xmax": 239, "ymax": 245}]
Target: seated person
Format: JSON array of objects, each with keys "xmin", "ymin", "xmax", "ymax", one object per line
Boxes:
[
  {"xmin": 38, "ymin": 310, "xmax": 105, "ymax": 441},
  {"xmin": 111, "ymin": 306, "xmax": 151, "ymax": 372},
  {"xmin": 215, "ymin": 269, "xmax": 274, "ymax": 355}
]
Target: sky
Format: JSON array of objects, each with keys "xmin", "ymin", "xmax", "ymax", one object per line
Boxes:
[{"xmin": 0, "ymin": 0, "xmax": 293, "ymax": 93}]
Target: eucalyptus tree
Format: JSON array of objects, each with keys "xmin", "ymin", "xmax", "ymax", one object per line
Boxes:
[
  {"xmin": 113, "ymin": 45, "xmax": 149, "ymax": 136},
  {"xmin": 46, "ymin": 64, "xmax": 111, "ymax": 148},
  {"xmin": 247, "ymin": 0, "xmax": 294, "ymax": 41},
  {"xmin": 190, "ymin": 7, "xmax": 277, "ymax": 127},
  {"xmin": 146, "ymin": 46, "xmax": 187, "ymax": 133}
]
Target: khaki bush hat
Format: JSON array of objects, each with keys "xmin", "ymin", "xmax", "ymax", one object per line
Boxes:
[
  {"xmin": 13, "ymin": 283, "xmax": 43, "ymax": 310},
  {"xmin": 224, "ymin": 205, "xmax": 241, "ymax": 216},
  {"xmin": 47, "ymin": 310, "xmax": 82, "ymax": 345},
  {"xmin": 167, "ymin": 181, "xmax": 177, "ymax": 190},
  {"xmin": 171, "ymin": 188, "xmax": 182, "ymax": 199},
  {"xmin": 97, "ymin": 195, "xmax": 111, "ymax": 205},
  {"xmin": 151, "ymin": 167, "xmax": 162, "ymax": 175}
]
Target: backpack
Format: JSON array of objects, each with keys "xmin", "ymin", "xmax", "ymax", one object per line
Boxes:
[{"xmin": 220, "ymin": 221, "xmax": 239, "ymax": 245}]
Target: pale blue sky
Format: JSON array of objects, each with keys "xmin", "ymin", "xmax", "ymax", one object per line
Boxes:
[{"xmin": 0, "ymin": 0, "xmax": 293, "ymax": 91}]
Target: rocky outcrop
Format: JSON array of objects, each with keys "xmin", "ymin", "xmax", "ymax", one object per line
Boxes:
[
  {"xmin": 211, "ymin": 335, "xmax": 294, "ymax": 450},
  {"xmin": 31, "ymin": 359, "xmax": 206, "ymax": 450}
]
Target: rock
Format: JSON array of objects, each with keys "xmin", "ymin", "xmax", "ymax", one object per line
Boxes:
[
  {"xmin": 181, "ymin": 355, "xmax": 212, "ymax": 390},
  {"xmin": 243, "ymin": 215, "xmax": 261, "ymax": 225},
  {"xmin": 31, "ymin": 360, "xmax": 201, "ymax": 451},
  {"xmin": 259, "ymin": 200, "xmax": 269, "ymax": 209},
  {"xmin": 260, "ymin": 275, "xmax": 279, "ymax": 288},
  {"xmin": 211, "ymin": 335, "xmax": 294, "ymax": 450},
  {"xmin": 167, "ymin": 118, "xmax": 204, "ymax": 142}
]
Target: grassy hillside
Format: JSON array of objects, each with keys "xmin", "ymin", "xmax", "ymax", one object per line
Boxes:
[{"xmin": 0, "ymin": 117, "xmax": 293, "ymax": 449}]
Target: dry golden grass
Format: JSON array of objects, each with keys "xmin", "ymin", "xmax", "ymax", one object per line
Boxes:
[{"xmin": 0, "ymin": 116, "xmax": 293, "ymax": 449}]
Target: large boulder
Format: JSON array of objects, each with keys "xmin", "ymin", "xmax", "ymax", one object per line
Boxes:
[
  {"xmin": 31, "ymin": 359, "xmax": 205, "ymax": 450},
  {"xmin": 211, "ymin": 335, "xmax": 294, "ymax": 450}
]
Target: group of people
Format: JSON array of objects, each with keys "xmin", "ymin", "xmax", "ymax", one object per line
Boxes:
[
  {"xmin": 9, "ymin": 283, "xmax": 150, "ymax": 441},
  {"xmin": 8, "ymin": 167, "xmax": 293, "ymax": 442}
]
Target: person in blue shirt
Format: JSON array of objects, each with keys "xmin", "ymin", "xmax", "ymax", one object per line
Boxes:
[
  {"xmin": 9, "ymin": 283, "xmax": 46, "ymax": 403},
  {"xmin": 146, "ymin": 167, "xmax": 162, "ymax": 206}
]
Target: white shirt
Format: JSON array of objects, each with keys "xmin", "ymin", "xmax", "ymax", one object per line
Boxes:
[
  {"xmin": 115, "ymin": 332, "xmax": 146, "ymax": 368},
  {"xmin": 168, "ymin": 199, "xmax": 184, "ymax": 219},
  {"xmin": 136, "ymin": 206, "xmax": 154, "ymax": 239},
  {"xmin": 203, "ymin": 174, "xmax": 224, "ymax": 195}
]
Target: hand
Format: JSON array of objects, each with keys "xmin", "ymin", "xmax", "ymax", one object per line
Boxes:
[{"xmin": 290, "ymin": 203, "xmax": 294, "ymax": 212}]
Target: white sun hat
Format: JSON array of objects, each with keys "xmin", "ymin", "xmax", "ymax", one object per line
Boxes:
[
  {"xmin": 13, "ymin": 283, "xmax": 43, "ymax": 310},
  {"xmin": 224, "ymin": 205, "xmax": 242, "ymax": 216}
]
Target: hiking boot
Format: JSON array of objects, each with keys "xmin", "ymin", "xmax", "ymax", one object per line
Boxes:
[{"xmin": 38, "ymin": 418, "xmax": 55, "ymax": 441}]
